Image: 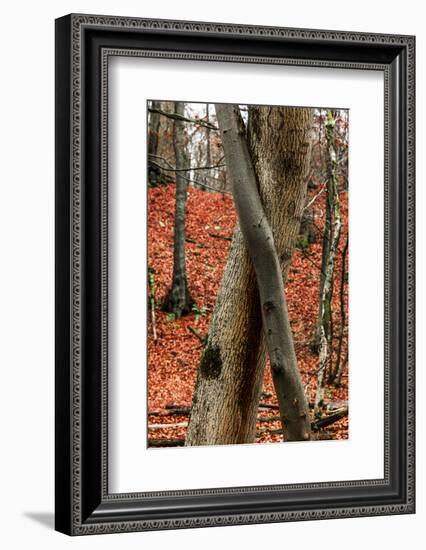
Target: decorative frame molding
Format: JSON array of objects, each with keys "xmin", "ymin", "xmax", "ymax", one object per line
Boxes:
[{"xmin": 55, "ymin": 14, "xmax": 415, "ymax": 535}]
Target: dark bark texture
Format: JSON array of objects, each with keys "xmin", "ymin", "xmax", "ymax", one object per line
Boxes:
[
  {"xmin": 314, "ymin": 111, "xmax": 342, "ymax": 414},
  {"xmin": 162, "ymin": 102, "xmax": 194, "ymax": 317},
  {"xmin": 329, "ymin": 234, "xmax": 348, "ymax": 384},
  {"xmin": 148, "ymin": 100, "xmax": 161, "ymax": 158}
]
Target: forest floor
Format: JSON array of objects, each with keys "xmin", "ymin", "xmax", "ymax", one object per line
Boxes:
[{"xmin": 147, "ymin": 183, "xmax": 349, "ymax": 446}]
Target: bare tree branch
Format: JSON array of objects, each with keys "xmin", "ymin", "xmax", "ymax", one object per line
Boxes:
[
  {"xmin": 148, "ymin": 155, "xmax": 231, "ymax": 194},
  {"xmin": 304, "ymin": 184, "xmax": 326, "ymax": 211},
  {"xmin": 148, "ymin": 106, "xmax": 219, "ymax": 130},
  {"xmin": 151, "ymin": 161, "xmax": 226, "ymax": 173}
]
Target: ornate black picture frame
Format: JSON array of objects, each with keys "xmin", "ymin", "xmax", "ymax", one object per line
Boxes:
[{"xmin": 55, "ymin": 14, "xmax": 415, "ymax": 535}]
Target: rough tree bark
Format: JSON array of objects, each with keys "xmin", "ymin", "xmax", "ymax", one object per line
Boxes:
[
  {"xmin": 162, "ymin": 102, "xmax": 194, "ymax": 317},
  {"xmin": 204, "ymin": 103, "xmax": 212, "ymax": 188},
  {"xmin": 147, "ymin": 100, "xmax": 162, "ymax": 186},
  {"xmin": 186, "ymin": 105, "xmax": 313, "ymax": 445},
  {"xmin": 335, "ymin": 349, "xmax": 349, "ymax": 387},
  {"xmin": 314, "ymin": 111, "xmax": 342, "ymax": 416},
  {"xmin": 148, "ymin": 100, "xmax": 161, "ymax": 158},
  {"xmin": 215, "ymin": 104, "xmax": 311, "ymax": 441},
  {"xmin": 313, "ymin": 173, "xmax": 332, "ymax": 352},
  {"xmin": 329, "ymin": 234, "xmax": 348, "ymax": 384}
]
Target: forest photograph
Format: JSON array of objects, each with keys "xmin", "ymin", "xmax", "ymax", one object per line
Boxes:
[{"xmin": 147, "ymin": 100, "xmax": 349, "ymax": 448}]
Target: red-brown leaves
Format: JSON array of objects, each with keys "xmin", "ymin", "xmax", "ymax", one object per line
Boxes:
[{"xmin": 148, "ymin": 183, "xmax": 349, "ymax": 445}]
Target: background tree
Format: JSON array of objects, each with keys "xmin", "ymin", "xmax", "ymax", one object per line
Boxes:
[
  {"xmin": 330, "ymin": 234, "xmax": 349, "ymax": 385},
  {"xmin": 314, "ymin": 111, "xmax": 342, "ymax": 415},
  {"xmin": 186, "ymin": 105, "xmax": 314, "ymax": 446},
  {"xmin": 147, "ymin": 100, "xmax": 175, "ymax": 187},
  {"xmin": 161, "ymin": 102, "xmax": 194, "ymax": 317},
  {"xmin": 148, "ymin": 100, "xmax": 161, "ymax": 158},
  {"xmin": 312, "ymin": 110, "xmax": 348, "ymax": 354}
]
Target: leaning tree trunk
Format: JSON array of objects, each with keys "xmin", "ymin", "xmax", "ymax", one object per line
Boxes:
[
  {"xmin": 162, "ymin": 102, "xmax": 194, "ymax": 317},
  {"xmin": 186, "ymin": 105, "xmax": 313, "ymax": 446},
  {"xmin": 214, "ymin": 104, "xmax": 311, "ymax": 441}
]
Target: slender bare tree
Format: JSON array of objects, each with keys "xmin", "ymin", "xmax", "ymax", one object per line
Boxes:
[
  {"xmin": 162, "ymin": 102, "xmax": 194, "ymax": 317},
  {"xmin": 314, "ymin": 111, "xmax": 342, "ymax": 416}
]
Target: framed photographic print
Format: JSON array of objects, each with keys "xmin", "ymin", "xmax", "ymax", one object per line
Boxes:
[{"xmin": 55, "ymin": 14, "xmax": 415, "ymax": 535}]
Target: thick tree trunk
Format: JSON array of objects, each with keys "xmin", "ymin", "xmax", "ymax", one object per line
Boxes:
[
  {"xmin": 214, "ymin": 104, "xmax": 311, "ymax": 441},
  {"xmin": 186, "ymin": 105, "xmax": 313, "ymax": 446},
  {"xmin": 162, "ymin": 102, "xmax": 194, "ymax": 317}
]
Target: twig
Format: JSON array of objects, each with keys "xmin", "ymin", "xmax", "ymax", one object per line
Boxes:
[
  {"xmin": 299, "ymin": 249, "xmax": 326, "ymax": 277},
  {"xmin": 148, "ymin": 422, "xmax": 188, "ymax": 430},
  {"xmin": 188, "ymin": 325, "xmax": 207, "ymax": 344},
  {"xmin": 154, "ymin": 162, "xmax": 226, "ymax": 173},
  {"xmin": 304, "ymin": 184, "xmax": 326, "ymax": 211},
  {"xmin": 256, "ymin": 407, "xmax": 349, "ymax": 435},
  {"xmin": 148, "ymin": 106, "xmax": 219, "ymax": 130},
  {"xmin": 161, "ymin": 407, "xmax": 191, "ymax": 415},
  {"xmin": 208, "ymin": 232, "xmax": 232, "ymax": 241},
  {"xmin": 303, "ymin": 353, "xmax": 329, "ymax": 388},
  {"xmin": 149, "ymin": 155, "xmax": 231, "ymax": 194},
  {"xmin": 185, "ymin": 238, "xmax": 208, "ymax": 248},
  {"xmin": 148, "ymin": 438, "xmax": 185, "ymax": 447},
  {"xmin": 313, "ymin": 407, "xmax": 348, "ymax": 429},
  {"xmin": 258, "ymin": 403, "xmax": 280, "ymax": 410},
  {"xmin": 261, "ymin": 391, "xmax": 273, "ymax": 398},
  {"xmin": 148, "ymin": 409, "xmax": 190, "ymax": 417}
]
